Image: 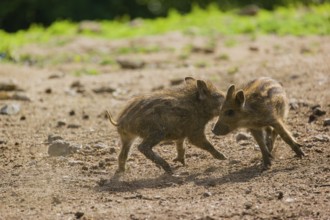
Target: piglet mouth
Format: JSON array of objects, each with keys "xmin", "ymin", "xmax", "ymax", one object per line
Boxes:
[{"xmin": 212, "ymin": 124, "xmax": 231, "ymax": 136}]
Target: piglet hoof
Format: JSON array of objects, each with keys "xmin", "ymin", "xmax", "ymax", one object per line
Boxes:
[
  {"xmin": 294, "ymin": 145, "xmax": 305, "ymax": 158},
  {"xmin": 296, "ymin": 143, "xmax": 306, "ymax": 156},
  {"xmin": 114, "ymin": 169, "xmax": 125, "ymax": 176},
  {"xmin": 164, "ymin": 169, "xmax": 174, "ymax": 176},
  {"xmin": 215, "ymin": 152, "xmax": 227, "ymax": 160},
  {"xmin": 173, "ymin": 157, "xmax": 185, "ymax": 166},
  {"xmin": 112, "ymin": 171, "xmax": 124, "ymax": 180},
  {"xmin": 294, "ymin": 151, "xmax": 306, "ymax": 159},
  {"xmin": 261, "ymin": 163, "xmax": 271, "ymax": 172},
  {"xmin": 157, "ymin": 164, "xmax": 173, "ymax": 175}
]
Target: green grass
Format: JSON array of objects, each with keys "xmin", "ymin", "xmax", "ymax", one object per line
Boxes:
[{"xmin": 0, "ymin": 4, "xmax": 329, "ymax": 55}]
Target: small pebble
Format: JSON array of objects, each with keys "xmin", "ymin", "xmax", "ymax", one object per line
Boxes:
[
  {"xmin": 308, "ymin": 114, "xmax": 317, "ymax": 123},
  {"xmin": 109, "ymin": 147, "xmax": 116, "ymax": 154},
  {"xmin": 67, "ymin": 124, "xmax": 81, "ymax": 129},
  {"xmin": 98, "ymin": 161, "xmax": 105, "ymax": 168},
  {"xmin": 116, "ymin": 58, "xmax": 145, "ymax": 69},
  {"xmin": 203, "ymin": 192, "xmax": 212, "ymax": 197},
  {"xmin": 323, "ymin": 118, "xmax": 330, "ymax": 127},
  {"xmin": 69, "ymin": 110, "xmax": 75, "ymax": 116},
  {"xmin": 70, "ymin": 81, "xmax": 83, "ymax": 88},
  {"xmin": 74, "ymin": 211, "xmax": 84, "ymax": 219},
  {"xmin": 57, "ymin": 120, "xmax": 66, "ymax": 127},
  {"xmin": 313, "ymin": 108, "xmax": 326, "ymax": 116},
  {"xmin": 0, "ymin": 103, "xmax": 21, "ymax": 115},
  {"xmin": 277, "ymin": 191, "xmax": 284, "ymax": 200},
  {"xmin": 12, "ymin": 93, "xmax": 31, "ymax": 101},
  {"xmin": 229, "ymin": 159, "xmax": 240, "ymax": 165},
  {"xmin": 47, "ymin": 134, "xmax": 63, "ymax": 143},
  {"xmin": 284, "ymin": 197, "xmax": 295, "ymax": 203},
  {"xmin": 249, "ymin": 46, "xmax": 259, "ymax": 51},
  {"xmin": 244, "ymin": 202, "xmax": 253, "ymax": 209},
  {"xmin": 314, "ymin": 148, "xmax": 323, "ymax": 153},
  {"xmin": 45, "ymin": 88, "xmax": 52, "ymax": 94},
  {"xmin": 170, "ymin": 78, "xmax": 184, "ymax": 86},
  {"xmin": 92, "ymin": 86, "xmax": 116, "ymax": 94},
  {"xmin": 94, "ymin": 143, "xmax": 108, "ymax": 149},
  {"xmin": 48, "ymin": 74, "xmax": 61, "ymax": 79},
  {"xmin": 245, "ymin": 188, "xmax": 252, "ymax": 194}
]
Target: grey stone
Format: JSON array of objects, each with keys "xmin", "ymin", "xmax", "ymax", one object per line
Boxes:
[
  {"xmin": 313, "ymin": 135, "xmax": 330, "ymax": 143},
  {"xmin": 93, "ymin": 142, "xmax": 108, "ymax": 149},
  {"xmin": 48, "ymin": 140, "xmax": 81, "ymax": 156},
  {"xmin": 116, "ymin": 58, "xmax": 145, "ymax": 69},
  {"xmin": 236, "ymin": 132, "xmax": 251, "ymax": 142},
  {"xmin": 0, "ymin": 103, "xmax": 20, "ymax": 115}
]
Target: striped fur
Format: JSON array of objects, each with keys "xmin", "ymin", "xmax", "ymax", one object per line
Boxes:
[
  {"xmin": 212, "ymin": 77, "xmax": 304, "ymax": 169},
  {"xmin": 107, "ymin": 77, "xmax": 226, "ymax": 175}
]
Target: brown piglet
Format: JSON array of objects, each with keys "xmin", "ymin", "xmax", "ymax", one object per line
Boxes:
[
  {"xmin": 212, "ymin": 77, "xmax": 305, "ymax": 169},
  {"xmin": 107, "ymin": 77, "xmax": 227, "ymax": 175}
]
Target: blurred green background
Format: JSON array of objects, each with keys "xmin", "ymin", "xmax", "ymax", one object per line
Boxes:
[{"xmin": 1, "ymin": 0, "xmax": 328, "ymax": 32}]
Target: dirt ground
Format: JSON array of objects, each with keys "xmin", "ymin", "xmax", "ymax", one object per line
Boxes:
[{"xmin": 0, "ymin": 33, "xmax": 329, "ymax": 219}]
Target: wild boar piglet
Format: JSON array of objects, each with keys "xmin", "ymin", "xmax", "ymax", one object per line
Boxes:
[
  {"xmin": 107, "ymin": 77, "xmax": 227, "ymax": 174},
  {"xmin": 212, "ymin": 77, "xmax": 305, "ymax": 169}
]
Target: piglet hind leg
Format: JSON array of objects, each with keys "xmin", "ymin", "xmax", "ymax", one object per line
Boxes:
[
  {"xmin": 137, "ymin": 136, "xmax": 173, "ymax": 174},
  {"xmin": 188, "ymin": 134, "xmax": 227, "ymax": 160},
  {"xmin": 250, "ymin": 128, "xmax": 273, "ymax": 170},
  {"xmin": 116, "ymin": 133, "xmax": 135, "ymax": 174},
  {"xmin": 272, "ymin": 120, "xmax": 305, "ymax": 158},
  {"xmin": 173, "ymin": 139, "xmax": 185, "ymax": 165}
]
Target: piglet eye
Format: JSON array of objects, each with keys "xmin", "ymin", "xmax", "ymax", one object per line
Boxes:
[{"xmin": 225, "ymin": 109, "xmax": 235, "ymax": 117}]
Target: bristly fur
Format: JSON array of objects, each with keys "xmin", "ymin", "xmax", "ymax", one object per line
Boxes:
[
  {"xmin": 213, "ymin": 77, "xmax": 305, "ymax": 169},
  {"xmin": 107, "ymin": 77, "xmax": 227, "ymax": 175}
]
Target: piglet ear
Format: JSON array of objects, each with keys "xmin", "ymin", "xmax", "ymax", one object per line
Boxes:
[
  {"xmin": 185, "ymin": 77, "xmax": 196, "ymax": 85},
  {"xmin": 226, "ymin": 84, "xmax": 235, "ymax": 99},
  {"xmin": 197, "ymin": 80, "xmax": 209, "ymax": 100},
  {"xmin": 235, "ymin": 90, "xmax": 245, "ymax": 106}
]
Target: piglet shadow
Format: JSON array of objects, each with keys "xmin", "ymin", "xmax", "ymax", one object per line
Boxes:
[
  {"xmin": 96, "ymin": 172, "xmax": 201, "ymax": 192},
  {"xmin": 95, "ymin": 164, "xmax": 263, "ymax": 192},
  {"xmin": 193, "ymin": 164, "xmax": 261, "ymax": 187}
]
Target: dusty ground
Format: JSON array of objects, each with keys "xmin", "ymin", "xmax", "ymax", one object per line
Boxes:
[{"xmin": 0, "ymin": 33, "xmax": 329, "ymax": 219}]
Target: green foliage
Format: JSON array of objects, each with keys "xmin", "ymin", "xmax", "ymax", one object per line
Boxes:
[
  {"xmin": 0, "ymin": 4, "xmax": 329, "ymax": 56},
  {"xmin": 74, "ymin": 68, "xmax": 100, "ymax": 76}
]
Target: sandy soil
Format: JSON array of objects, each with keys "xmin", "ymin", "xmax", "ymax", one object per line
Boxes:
[{"xmin": 0, "ymin": 33, "xmax": 329, "ymax": 219}]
